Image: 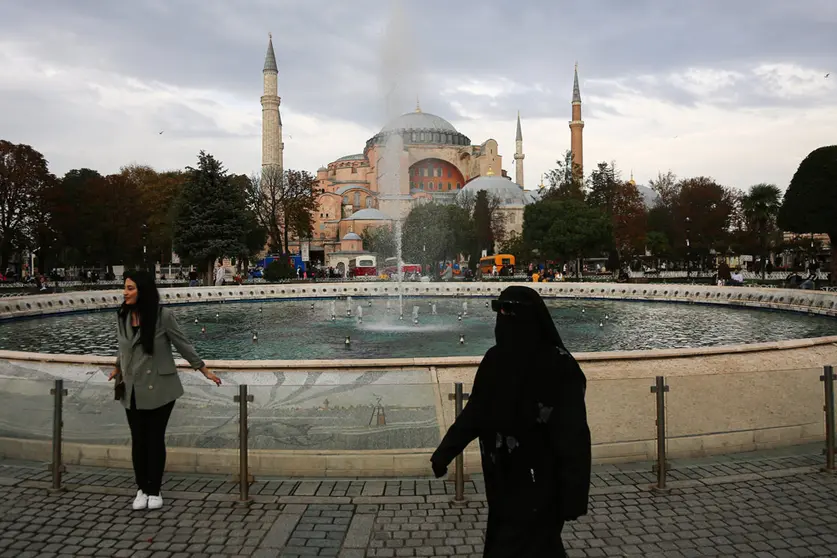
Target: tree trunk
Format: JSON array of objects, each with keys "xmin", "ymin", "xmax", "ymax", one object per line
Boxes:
[
  {"xmin": 206, "ymin": 259, "xmax": 214, "ymax": 287},
  {"xmin": 284, "ymin": 227, "xmax": 290, "ymax": 257}
]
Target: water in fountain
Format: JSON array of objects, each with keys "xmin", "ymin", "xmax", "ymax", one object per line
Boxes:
[
  {"xmin": 462, "ymin": 301, "xmax": 468, "ymax": 317},
  {"xmin": 357, "ymin": 306, "xmax": 363, "ymax": 323},
  {"xmin": 330, "ymin": 300, "xmax": 337, "ymax": 320},
  {"xmin": 431, "ymin": 303, "xmax": 437, "ymax": 315}
]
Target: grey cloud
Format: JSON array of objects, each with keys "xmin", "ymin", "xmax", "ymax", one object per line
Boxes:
[
  {"xmin": 0, "ymin": 0, "xmax": 834, "ymax": 172},
  {"xmin": 3, "ymin": 0, "xmax": 834, "ymax": 118}
]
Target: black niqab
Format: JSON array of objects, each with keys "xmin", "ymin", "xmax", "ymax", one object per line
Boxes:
[{"xmin": 431, "ymin": 286, "xmax": 591, "ymax": 558}]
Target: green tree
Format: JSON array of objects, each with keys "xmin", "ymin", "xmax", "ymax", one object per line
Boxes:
[
  {"xmin": 778, "ymin": 145, "xmax": 837, "ymax": 282},
  {"xmin": 644, "ymin": 231, "xmax": 670, "ymax": 269},
  {"xmin": 246, "ymin": 167, "xmax": 319, "ymax": 255},
  {"xmin": 402, "ymin": 202, "xmax": 473, "ymax": 274},
  {"xmin": 282, "ymin": 169, "xmax": 319, "ymax": 251},
  {"xmin": 542, "ymin": 150, "xmax": 584, "ymax": 201},
  {"xmin": 173, "ymin": 151, "xmax": 251, "ymax": 284},
  {"xmin": 360, "ymin": 225, "xmax": 397, "ymax": 260},
  {"xmin": 263, "ymin": 259, "xmax": 294, "ymax": 281},
  {"xmin": 740, "ymin": 183, "xmax": 782, "ymax": 279},
  {"xmin": 675, "ymin": 177, "xmax": 736, "ymax": 267},
  {"xmin": 498, "ymin": 231, "xmax": 531, "ymax": 264},
  {"xmin": 51, "ymin": 168, "xmax": 104, "ymax": 266},
  {"xmin": 96, "ymin": 173, "xmax": 145, "ymax": 273},
  {"xmin": 121, "ymin": 165, "xmax": 187, "ymax": 267},
  {"xmin": 0, "ymin": 141, "xmax": 55, "ymax": 270},
  {"xmin": 455, "ymin": 188, "xmax": 506, "ymax": 245},
  {"xmin": 473, "ymin": 191, "xmax": 494, "ymax": 257},
  {"xmin": 522, "ymin": 198, "xmax": 611, "ymax": 277}
]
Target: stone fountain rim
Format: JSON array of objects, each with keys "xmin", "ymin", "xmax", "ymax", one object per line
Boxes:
[{"xmin": 0, "ymin": 282, "xmax": 835, "ymax": 369}]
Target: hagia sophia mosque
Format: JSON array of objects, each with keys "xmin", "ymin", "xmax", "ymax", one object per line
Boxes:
[{"xmin": 259, "ymin": 35, "xmax": 585, "ymax": 269}]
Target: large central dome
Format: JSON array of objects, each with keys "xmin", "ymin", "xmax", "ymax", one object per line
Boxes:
[
  {"xmin": 366, "ymin": 109, "xmax": 471, "ymax": 149},
  {"xmin": 380, "ymin": 111, "xmax": 458, "ymax": 133}
]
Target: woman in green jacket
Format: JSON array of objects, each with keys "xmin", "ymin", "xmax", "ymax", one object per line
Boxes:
[{"xmin": 109, "ymin": 270, "xmax": 221, "ymax": 511}]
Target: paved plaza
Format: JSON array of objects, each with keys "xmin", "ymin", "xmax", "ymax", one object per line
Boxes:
[{"xmin": 0, "ymin": 445, "xmax": 836, "ymax": 557}]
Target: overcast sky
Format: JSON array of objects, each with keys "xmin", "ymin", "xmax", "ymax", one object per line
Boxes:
[{"xmin": 1, "ymin": 0, "xmax": 835, "ymax": 191}]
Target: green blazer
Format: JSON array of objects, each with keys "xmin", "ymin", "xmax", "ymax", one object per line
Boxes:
[{"xmin": 115, "ymin": 306, "xmax": 205, "ymax": 410}]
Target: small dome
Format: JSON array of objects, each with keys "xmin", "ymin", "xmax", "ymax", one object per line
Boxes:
[
  {"xmin": 342, "ymin": 232, "xmax": 362, "ymax": 241},
  {"xmin": 335, "ymin": 153, "xmax": 366, "ymax": 162},
  {"xmin": 457, "ymin": 173, "xmax": 531, "ymax": 207},
  {"xmin": 317, "ymin": 165, "xmax": 328, "ymax": 172},
  {"xmin": 381, "ymin": 111, "xmax": 458, "ymax": 134},
  {"xmin": 346, "ymin": 208, "xmax": 392, "ymax": 221}
]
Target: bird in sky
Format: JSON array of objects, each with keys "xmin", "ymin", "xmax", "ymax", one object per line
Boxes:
[
  {"xmin": 826, "ymin": 73, "xmax": 830, "ymax": 78},
  {"xmin": 159, "ymin": 131, "xmax": 164, "ymax": 134}
]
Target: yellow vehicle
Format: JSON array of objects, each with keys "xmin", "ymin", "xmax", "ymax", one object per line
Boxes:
[{"xmin": 479, "ymin": 254, "xmax": 515, "ymax": 276}]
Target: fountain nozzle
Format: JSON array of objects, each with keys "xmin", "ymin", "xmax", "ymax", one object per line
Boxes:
[
  {"xmin": 252, "ymin": 331, "xmax": 259, "ymax": 342},
  {"xmin": 345, "ymin": 336, "xmax": 351, "ymax": 348},
  {"xmin": 201, "ymin": 326, "xmax": 206, "ymax": 334},
  {"xmin": 459, "ymin": 334, "xmax": 465, "ymax": 345}
]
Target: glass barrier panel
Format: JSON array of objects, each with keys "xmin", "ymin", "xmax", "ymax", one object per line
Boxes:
[
  {"xmin": 63, "ymin": 379, "xmax": 131, "ymax": 446},
  {"xmin": 247, "ymin": 378, "xmax": 442, "ymax": 451},
  {"xmin": 587, "ymin": 377, "xmax": 657, "ymax": 446},
  {"xmin": 666, "ymin": 368, "xmax": 824, "ymax": 448},
  {"xmin": 165, "ymin": 382, "xmax": 240, "ymax": 450},
  {"xmin": 0, "ymin": 378, "xmax": 54, "ymax": 441}
]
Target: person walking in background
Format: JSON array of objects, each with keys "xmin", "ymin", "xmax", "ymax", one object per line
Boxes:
[
  {"xmin": 214, "ymin": 262, "xmax": 225, "ymax": 286},
  {"xmin": 431, "ymin": 286, "xmax": 591, "ymax": 557},
  {"xmin": 108, "ymin": 270, "xmax": 221, "ymax": 511}
]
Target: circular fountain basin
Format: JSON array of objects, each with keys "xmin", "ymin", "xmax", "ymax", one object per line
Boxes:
[
  {"xmin": 1, "ymin": 295, "xmax": 835, "ymax": 359},
  {"xmin": 0, "ymin": 282, "xmax": 835, "ymax": 477}
]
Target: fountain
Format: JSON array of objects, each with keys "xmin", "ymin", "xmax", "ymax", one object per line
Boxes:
[
  {"xmin": 412, "ymin": 306, "xmax": 420, "ymax": 325},
  {"xmin": 462, "ymin": 301, "xmax": 468, "ymax": 317},
  {"xmin": 431, "ymin": 303, "xmax": 437, "ymax": 315},
  {"xmin": 357, "ymin": 306, "xmax": 363, "ymax": 324},
  {"xmin": 331, "ymin": 300, "xmax": 337, "ymax": 321},
  {"xmin": 377, "ymin": 0, "xmax": 422, "ymax": 321}
]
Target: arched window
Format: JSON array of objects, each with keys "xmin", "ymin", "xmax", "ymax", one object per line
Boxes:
[
  {"xmin": 343, "ymin": 195, "xmax": 349, "ymax": 205},
  {"xmin": 354, "ymin": 192, "xmax": 361, "ymax": 206},
  {"xmin": 366, "ymin": 196, "xmax": 374, "ymax": 208}
]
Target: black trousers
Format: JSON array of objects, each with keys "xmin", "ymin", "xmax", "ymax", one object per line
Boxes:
[{"xmin": 125, "ymin": 391, "xmax": 175, "ymax": 496}]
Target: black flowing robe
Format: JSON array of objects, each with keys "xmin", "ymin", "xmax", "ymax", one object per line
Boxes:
[{"xmin": 432, "ymin": 343, "xmax": 591, "ymax": 558}]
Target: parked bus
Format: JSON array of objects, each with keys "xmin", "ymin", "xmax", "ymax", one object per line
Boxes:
[
  {"xmin": 349, "ymin": 255, "xmax": 378, "ymax": 277},
  {"xmin": 479, "ymin": 254, "xmax": 515, "ymax": 276}
]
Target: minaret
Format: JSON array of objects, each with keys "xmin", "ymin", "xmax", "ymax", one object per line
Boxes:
[
  {"xmin": 514, "ymin": 111, "xmax": 525, "ymax": 187},
  {"xmin": 569, "ymin": 63, "xmax": 584, "ymax": 179},
  {"xmin": 261, "ymin": 33, "xmax": 283, "ymax": 170}
]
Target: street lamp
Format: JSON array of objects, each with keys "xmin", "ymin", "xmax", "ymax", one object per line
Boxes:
[{"xmin": 141, "ymin": 224, "xmax": 149, "ymax": 273}]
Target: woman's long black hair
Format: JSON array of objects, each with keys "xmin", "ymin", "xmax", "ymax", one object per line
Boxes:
[{"xmin": 119, "ymin": 269, "xmax": 160, "ymax": 355}]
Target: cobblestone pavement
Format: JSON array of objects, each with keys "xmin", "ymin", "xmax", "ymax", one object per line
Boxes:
[{"xmin": 0, "ymin": 445, "xmax": 836, "ymax": 557}]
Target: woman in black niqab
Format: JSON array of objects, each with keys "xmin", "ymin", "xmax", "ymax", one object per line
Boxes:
[{"xmin": 431, "ymin": 286, "xmax": 591, "ymax": 558}]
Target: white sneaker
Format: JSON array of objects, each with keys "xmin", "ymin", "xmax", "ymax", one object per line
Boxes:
[
  {"xmin": 147, "ymin": 495, "xmax": 163, "ymax": 510},
  {"xmin": 132, "ymin": 490, "xmax": 148, "ymax": 510}
]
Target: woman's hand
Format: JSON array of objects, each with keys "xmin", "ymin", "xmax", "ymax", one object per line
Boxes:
[
  {"xmin": 200, "ymin": 367, "xmax": 222, "ymax": 386},
  {"xmin": 107, "ymin": 368, "xmax": 120, "ymax": 381}
]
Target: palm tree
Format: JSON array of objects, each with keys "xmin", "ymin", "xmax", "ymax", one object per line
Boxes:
[{"xmin": 741, "ymin": 184, "xmax": 782, "ymax": 279}]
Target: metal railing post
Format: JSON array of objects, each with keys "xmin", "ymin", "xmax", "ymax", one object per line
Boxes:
[
  {"xmin": 234, "ymin": 384, "xmax": 255, "ymax": 504},
  {"xmin": 49, "ymin": 379, "xmax": 68, "ymax": 492},
  {"xmin": 650, "ymin": 376, "xmax": 670, "ymax": 492},
  {"xmin": 821, "ymin": 365, "xmax": 836, "ymax": 473},
  {"xmin": 447, "ymin": 383, "xmax": 470, "ymax": 504}
]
